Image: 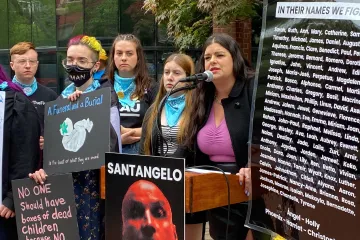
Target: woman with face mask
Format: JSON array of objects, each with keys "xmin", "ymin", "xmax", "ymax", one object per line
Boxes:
[
  {"xmin": 29, "ymin": 35, "xmax": 120, "ymax": 240},
  {"xmin": 139, "ymin": 53, "xmax": 206, "ymax": 240},
  {"xmin": 106, "ymin": 34, "xmax": 158, "ymax": 154}
]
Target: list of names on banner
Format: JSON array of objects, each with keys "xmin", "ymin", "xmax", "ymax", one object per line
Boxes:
[{"xmin": 258, "ymin": 6, "xmax": 360, "ymax": 239}]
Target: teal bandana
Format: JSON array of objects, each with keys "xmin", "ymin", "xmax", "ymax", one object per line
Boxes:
[
  {"xmin": 0, "ymin": 82, "xmax": 8, "ymax": 90},
  {"xmin": 114, "ymin": 71, "xmax": 136, "ymax": 108},
  {"xmin": 165, "ymin": 94, "xmax": 186, "ymax": 127},
  {"xmin": 61, "ymin": 80, "xmax": 100, "ymax": 98},
  {"xmin": 12, "ymin": 76, "xmax": 38, "ymax": 96}
]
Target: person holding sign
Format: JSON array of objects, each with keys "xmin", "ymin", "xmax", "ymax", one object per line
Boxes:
[
  {"xmin": 186, "ymin": 33, "xmax": 255, "ymax": 240},
  {"xmin": 105, "ymin": 34, "xmax": 158, "ymax": 154},
  {"xmin": 0, "ymin": 65, "xmax": 41, "ymax": 239},
  {"xmin": 139, "ymin": 53, "xmax": 206, "ymax": 239},
  {"xmin": 30, "ymin": 35, "xmax": 120, "ymax": 240}
]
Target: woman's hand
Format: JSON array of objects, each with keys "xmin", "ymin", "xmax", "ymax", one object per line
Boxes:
[
  {"xmin": 237, "ymin": 167, "xmax": 251, "ymax": 197},
  {"xmin": 29, "ymin": 169, "xmax": 48, "ymax": 185},
  {"xmin": 68, "ymin": 90, "xmax": 83, "ymax": 102},
  {"xmin": 121, "ymin": 129, "xmax": 141, "ymax": 145},
  {"xmin": 39, "ymin": 136, "xmax": 44, "ymax": 150}
]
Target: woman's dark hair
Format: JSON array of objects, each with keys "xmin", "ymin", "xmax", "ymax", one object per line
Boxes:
[
  {"xmin": 185, "ymin": 33, "xmax": 254, "ymax": 148},
  {"xmin": 106, "ymin": 34, "xmax": 151, "ymax": 100}
]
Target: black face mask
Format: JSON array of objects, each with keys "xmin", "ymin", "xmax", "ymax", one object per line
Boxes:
[{"xmin": 64, "ymin": 65, "xmax": 94, "ymax": 87}]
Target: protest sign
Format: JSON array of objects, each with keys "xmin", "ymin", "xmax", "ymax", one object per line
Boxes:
[
  {"xmin": 44, "ymin": 88, "xmax": 111, "ymax": 174},
  {"xmin": 105, "ymin": 153, "xmax": 185, "ymax": 240},
  {"xmin": 12, "ymin": 174, "xmax": 79, "ymax": 240},
  {"xmin": 246, "ymin": 1, "xmax": 360, "ymax": 239}
]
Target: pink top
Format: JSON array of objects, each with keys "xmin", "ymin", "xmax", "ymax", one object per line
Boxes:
[{"xmin": 197, "ymin": 105, "xmax": 236, "ymax": 162}]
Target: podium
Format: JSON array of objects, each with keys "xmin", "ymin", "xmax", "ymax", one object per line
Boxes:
[{"xmin": 100, "ymin": 166, "xmax": 249, "ymax": 213}]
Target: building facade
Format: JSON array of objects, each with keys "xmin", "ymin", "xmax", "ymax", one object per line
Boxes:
[{"xmin": 0, "ymin": 0, "xmax": 260, "ymax": 94}]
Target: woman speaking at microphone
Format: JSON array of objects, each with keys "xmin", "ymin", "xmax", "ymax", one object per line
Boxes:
[
  {"xmin": 186, "ymin": 33, "xmax": 255, "ymax": 240},
  {"xmin": 139, "ymin": 53, "xmax": 206, "ymax": 240}
]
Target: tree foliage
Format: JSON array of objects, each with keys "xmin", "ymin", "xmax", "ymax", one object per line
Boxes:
[{"xmin": 143, "ymin": 0, "xmax": 260, "ymax": 49}]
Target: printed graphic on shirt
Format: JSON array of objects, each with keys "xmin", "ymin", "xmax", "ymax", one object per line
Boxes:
[{"xmin": 119, "ymin": 100, "xmax": 141, "ymax": 117}]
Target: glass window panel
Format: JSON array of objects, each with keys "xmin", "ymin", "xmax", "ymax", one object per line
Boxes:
[
  {"xmin": 57, "ymin": 52, "xmax": 68, "ymax": 92},
  {"xmin": 0, "ymin": 54, "xmax": 11, "ymax": 77},
  {"xmin": 144, "ymin": 51, "xmax": 156, "ymax": 80},
  {"xmin": 156, "ymin": 51, "xmax": 175, "ymax": 81},
  {"xmin": 155, "ymin": 51, "xmax": 201, "ymax": 81},
  {"xmin": 157, "ymin": 23, "xmax": 174, "ymax": 46},
  {"xmin": 0, "ymin": 1, "xmax": 9, "ymax": 49},
  {"xmin": 8, "ymin": 0, "xmax": 32, "ymax": 46},
  {"xmin": 84, "ymin": 0, "xmax": 118, "ymax": 47},
  {"xmin": 32, "ymin": 0, "xmax": 56, "ymax": 47},
  {"xmin": 56, "ymin": 0, "xmax": 84, "ymax": 47},
  {"xmin": 37, "ymin": 50, "xmax": 58, "ymax": 93},
  {"xmin": 120, "ymin": 0, "xmax": 155, "ymax": 46}
]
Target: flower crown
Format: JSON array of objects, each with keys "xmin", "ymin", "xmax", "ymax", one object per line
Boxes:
[
  {"xmin": 80, "ymin": 36, "xmax": 102, "ymax": 54},
  {"xmin": 99, "ymin": 48, "xmax": 108, "ymax": 61}
]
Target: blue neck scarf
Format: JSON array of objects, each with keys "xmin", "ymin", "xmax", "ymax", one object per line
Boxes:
[
  {"xmin": 165, "ymin": 94, "xmax": 186, "ymax": 127},
  {"xmin": 0, "ymin": 82, "xmax": 8, "ymax": 90},
  {"xmin": 12, "ymin": 76, "xmax": 38, "ymax": 96},
  {"xmin": 61, "ymin": 80, "xmax": 100, "ymax": 98},
  {"xmin": 114, "ymin": 71, "xmax": 136, "ymax": 108},
  {"xmin": 93, "ymin": 69, "xmax": 105, "ymax": 81}
]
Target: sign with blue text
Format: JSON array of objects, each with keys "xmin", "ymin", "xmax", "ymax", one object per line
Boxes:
[{"xmin": 44, "ymin": 88, "xmax": 111, "ymax": 174}]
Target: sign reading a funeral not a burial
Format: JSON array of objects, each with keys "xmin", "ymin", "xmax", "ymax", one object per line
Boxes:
[
  {"xmin": 44, "ymin": 87, "xmax": 111, "ymax": 174},
  {"xmin": 12, "ymin": 174, "xmax": 79, "ymax": 240}
]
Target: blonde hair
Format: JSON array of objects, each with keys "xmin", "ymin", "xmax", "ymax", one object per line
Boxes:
[{"xmin": 143, "ymin": 53, "xmax": 195, "ymax": 155}]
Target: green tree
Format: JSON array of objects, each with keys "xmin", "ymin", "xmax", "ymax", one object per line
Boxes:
[{"xmin": 143, "ymin": 0, "xmax": 260, "ymax": 49}]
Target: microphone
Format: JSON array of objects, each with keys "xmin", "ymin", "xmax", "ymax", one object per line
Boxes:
[{"xmin": 179, "ymin": 70, "xmax": 213, "ymax": 83}]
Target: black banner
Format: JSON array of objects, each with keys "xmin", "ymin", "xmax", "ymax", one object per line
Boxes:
[
  {"xmin": 12, "ymin": 174, "xmax": 79, "ymax": 240},
  {"xmin": 105, "ymin": 153, "xmax": 185, "ymax": 240},
  {"xmin": 247, "ymin": 1, "xmax": 360, "ymax": 239},
  {"xmin": 43, "ymin": 88, "xmax": 111, "ymax": 174}
]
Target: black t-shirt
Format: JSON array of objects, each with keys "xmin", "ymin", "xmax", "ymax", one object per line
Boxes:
[
  {"xmin": 29, "ymin": 84, "xmax": 58, "ymax": 132},
  {"xmin": 119, "ymin": 81, "xmax": 158, "ymax": 128}
]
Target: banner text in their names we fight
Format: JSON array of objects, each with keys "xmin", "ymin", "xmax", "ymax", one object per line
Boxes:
[{"xmin": 276, "ymin": 2, "xmax": 360, "ymax": 20}]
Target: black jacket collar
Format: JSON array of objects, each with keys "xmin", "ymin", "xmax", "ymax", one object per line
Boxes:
[{"xmin": 229, "ymin": 78, "xmax": 245, "ymax": 98}]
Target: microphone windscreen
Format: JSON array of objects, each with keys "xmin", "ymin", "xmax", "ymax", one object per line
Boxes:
[{"xmin": 204, "ymin": 70, "xmax": 214, "ymax": 82}]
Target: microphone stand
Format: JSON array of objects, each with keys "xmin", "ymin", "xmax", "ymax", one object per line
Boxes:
[{"xmin": 156, "ymin": 82, "xmax": 197, "ymax": 156}]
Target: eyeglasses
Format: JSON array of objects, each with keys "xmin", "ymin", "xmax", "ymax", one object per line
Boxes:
[
  {"xmin": 62, "ymin": 58, "xmax": 96, "ymax": 68},
  {"xmin": 13, "ymin": 59, "xmax": 38, "ymax": 66}
]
